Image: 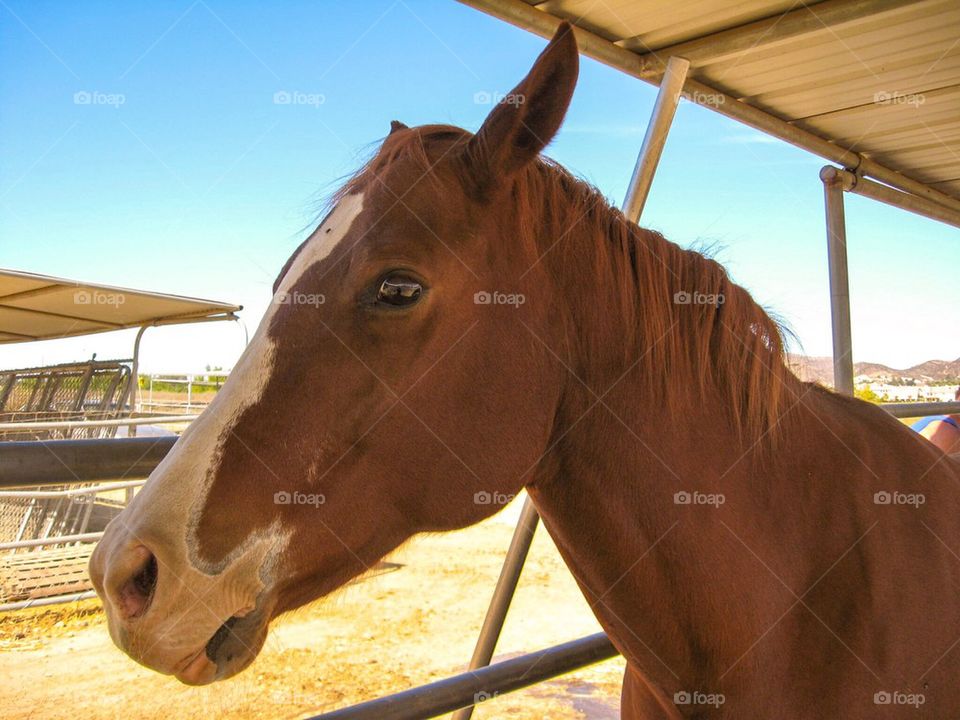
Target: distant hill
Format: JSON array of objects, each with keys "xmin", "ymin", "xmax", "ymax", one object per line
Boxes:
[{"xmin": 787, "ymin": 355, "xmax": 960, "ymax": 385}]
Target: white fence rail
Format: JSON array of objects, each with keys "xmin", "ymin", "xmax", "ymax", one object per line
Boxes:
[{"xmin": 138, "ymin": 374, "xmax": 224, "ymax": 413}]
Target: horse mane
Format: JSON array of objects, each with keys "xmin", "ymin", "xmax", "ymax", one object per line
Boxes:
[{"xmin": 335, "ymin": 125, "xmax": 799, "ymax": 443}]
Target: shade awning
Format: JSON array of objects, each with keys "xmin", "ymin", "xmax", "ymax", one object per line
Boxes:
[
  {"xmin": 0, "ymin": 268, "xmax": 242, "ymax": 344},
  {"xmin": 459, "ymin": 0, "xmax": 960, "ymax": 208}
]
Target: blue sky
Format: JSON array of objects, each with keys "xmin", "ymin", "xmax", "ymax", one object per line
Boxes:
[{"xmin": 1, "ymin": 0, "xmax": 956, "ymax": 373}]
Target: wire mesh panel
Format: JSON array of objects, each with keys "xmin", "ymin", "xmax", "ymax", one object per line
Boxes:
[
  {"xmin": 0, "ymin": 359, "xmax": 132, "ymax": 440},
  {"xmin": 0, "ymin": 490, "xmax": 126, "ymax": 605},
  {"xmin": 0, "ymin": 492, "xmax": 124, "ymax": 544},
  {"xmin": 0, "ymin": 358, "xmax": 134, "ymax": 603},
  {"xmin": 0, "ymin": 497, "xmax": 43, "ymax": 544}
]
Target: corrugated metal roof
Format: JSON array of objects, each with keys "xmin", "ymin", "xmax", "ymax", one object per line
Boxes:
[
  {"xmin": 461, "ymin": 0, "xmax": 960, "ymax": 205},
  {"xmin": 0, "ymin": 268, "xmax": 241, "ymax": 344},
  {"xmin": 541, "ymin": 0, "xmax": 802, "ymax": 49}
]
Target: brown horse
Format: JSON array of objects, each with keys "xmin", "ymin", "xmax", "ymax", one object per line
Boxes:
[{"xmin": 90, "ymin": 24, "xmax": 960, "ymax": 718}]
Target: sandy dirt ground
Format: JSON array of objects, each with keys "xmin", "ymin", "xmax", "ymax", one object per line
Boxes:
[{"xmin": 1, "ymin": 502, "xmax": 625, "ymax": 719}]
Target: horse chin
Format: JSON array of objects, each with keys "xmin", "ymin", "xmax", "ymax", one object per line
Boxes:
[{"xmin": 174, "ymin": 610, "xmax": 268, "ymax": 685}]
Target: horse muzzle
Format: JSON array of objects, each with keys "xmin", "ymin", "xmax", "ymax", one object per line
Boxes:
[{"xmin": 89, "ymin": 510, "xmax": 276, "ymax": 685}]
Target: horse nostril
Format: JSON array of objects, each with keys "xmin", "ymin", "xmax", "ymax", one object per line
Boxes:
[{"xmin": 117, "ymin": 548, "xmax": 158, "ymax": 620}]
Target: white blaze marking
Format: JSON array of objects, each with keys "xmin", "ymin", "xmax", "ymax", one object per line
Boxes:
[
  {"xmin": 100, "ymin": 193, "xmax": 367, "ymax": 669},
  {"xmin": 125, "ymin": 191, "xmax": 366, "ymax": 571}
]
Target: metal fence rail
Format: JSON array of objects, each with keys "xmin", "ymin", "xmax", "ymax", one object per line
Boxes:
[
  {"xmin": 880, "ymin": 401, "xmax": 960, "ymax": 419},
  {"xmin": 0, "ymin": 437, "xmax": 177, "ymax": 488},
  {"xmin": 308, "ymin": 633, "xmax": 619, "ymax": 720},
  {"xmin": 0, "ymin": 479, "xmax": 145, "ymax": 500},
  {"xmin": 0, "ymin": 532, "xmax": 103, "ymax": 551},
  {"xmin": 3, "ymin": 400, "xmax": 954, "ymax": 488},
  {"xmin": 0, "ymin": 589, "xmax": 98, "ymax": 613},
  {"xmin": 0, "ymin": 415, "xmax": 198, "ymax": 431}
]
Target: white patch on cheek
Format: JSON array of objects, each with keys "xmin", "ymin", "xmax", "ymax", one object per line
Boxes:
[{"xmin": 121, "ymin": 192, "xmax": 367, "ymax": 594}]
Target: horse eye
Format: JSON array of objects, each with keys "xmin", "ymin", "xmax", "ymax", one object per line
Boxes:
[{"xmin": 376, "ymin": 276, "xmax": 423, "ymax": 307}]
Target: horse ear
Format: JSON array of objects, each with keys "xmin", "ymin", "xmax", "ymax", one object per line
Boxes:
[
  {"xmin": 465, "ymin": 22, "xmax": 578, "ymax": 194},
  {"xmin": 389, "ymin": 120, "xmax": 408, "ymax": 134}
]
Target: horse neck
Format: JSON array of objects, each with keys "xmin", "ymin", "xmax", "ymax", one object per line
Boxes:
[
  {"xmin": 525, "ymin": 204, "xmax": 803, "ymax": 696},
  {"xmin": 523, "ymin": 198, "xmax": 960, "ymax": 706},
  {"xmin": 527, "ymin": 377, "xmax": 750, "ymax": 693}
]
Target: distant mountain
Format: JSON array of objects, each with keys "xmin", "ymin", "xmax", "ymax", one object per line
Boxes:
[
  {"xmin": 787, "ymin": 355, "xmax": 960, "ymax": 385},
  {"xmin": 909, "ymin": 359, "xmax": 960, "ymax": 381},
  {"xmin": 786, "ymin": 355, "xmax": 832, "ymax": 384}
]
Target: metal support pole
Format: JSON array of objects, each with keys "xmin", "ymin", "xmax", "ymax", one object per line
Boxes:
[
  {"xmin": 126, "ymin": 332, "xmax": 146, "ymax": 503},
  {"xmin": 621, "ymin": 56, "xmax": 690, "ymax": 222},
  {"xmin": 125, "ymin": 324, "xmax": 149, "ymax": 437},
  {"xmin": 821, "ymin": 166, "xmax": 855, "ymax": 396},
  {"xmin": 451, "ymin": 496, "xmax": 540, "ymax": 720},
  {"xmin": 121, "ymin": 313, "xmax": 242, "ymax": 420},
  {"xmin": 824, "ymin": 165, "xmax": 960, "ymax": 230}
]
